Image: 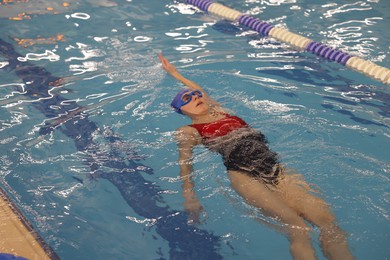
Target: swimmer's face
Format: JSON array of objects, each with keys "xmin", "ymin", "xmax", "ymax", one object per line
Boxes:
[{"xmin": 180, "ymin": 91, "xmax": 209, "ymax": 116}]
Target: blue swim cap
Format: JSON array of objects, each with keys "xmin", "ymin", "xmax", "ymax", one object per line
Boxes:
[{"xmin": 171, "ymin": 88, "xmax": 191, "ymax": 114}]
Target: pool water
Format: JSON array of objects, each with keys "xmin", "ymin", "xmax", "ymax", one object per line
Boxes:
[{"xmin": 0, "ymin": 0, "xmax": 389, "ymax": 259}]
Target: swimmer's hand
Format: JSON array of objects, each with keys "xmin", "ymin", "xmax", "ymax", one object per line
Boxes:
[
  {"xmin": 158, "ymin": 53, "xmax": 178, "ymax": 75},
  {"xmin": 184, "ymin": 197, "xmax": 207, "ymax": 225}
]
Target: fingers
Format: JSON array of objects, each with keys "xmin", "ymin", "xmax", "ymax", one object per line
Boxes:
[
  {"xmin": 185, "ymin": 204, "xmax": 201, "ymax": 224},
  {"xmin": 187, "ymin": 211, "xmax": 200, "ymax": 225},
  {"xmin": 158, "ymin": 53, "xmax": 164, "ymax": 62},
  {"xmin": 158, "ymin": 53, "xmax": 168, "ymax": 66},
  {"xmin": 158, "ymin": 53, "xmax": 179, "ymax": 74},
  {"xmin": 188, "ymin": 209, "xmax": 202, "ymax": 225},
  {"xmin": 186, "ymin": 207, "xmax": 208, "ymax": 225}
]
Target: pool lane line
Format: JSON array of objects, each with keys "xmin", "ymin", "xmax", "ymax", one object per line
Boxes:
[
  {"xmin": 0, "ymin": 187, "xmax": 60, "ymax": 260},
  {"xmin": 0, "ymin": 38, "xmax": 224, "ymax": 260},
  {"xmin": 184, "ymin": 0, "xmax": 390, "ymax": 86}
]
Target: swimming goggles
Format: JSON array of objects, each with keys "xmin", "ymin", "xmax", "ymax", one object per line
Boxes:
[{"xmin": 171, "ymin": 89, "xmax": 203, "ymax": 114}]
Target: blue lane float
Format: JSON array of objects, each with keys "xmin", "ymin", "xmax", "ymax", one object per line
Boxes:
[
  {"xmin": 238, "ymin": 15, "xmax": 273, "ymax": 36},
  {"xmin": 187, "ymin": 0, "xmax": 213, "ymax": 12},
  {"xmin": 305, "ymin": 41, "xmax": 352, "ymax": 65},
  {"xmin": 0, "ymin": 39, "xmax": 223, "ymax": 260},
  {"xmin": 184, "ymin": 0, "xmax": 390, "ymax": 86}
]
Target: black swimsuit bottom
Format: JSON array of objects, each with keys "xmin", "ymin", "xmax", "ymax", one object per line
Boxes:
[{"xmin": 204, "ymin": 128, "xmax": 281, "ymax": 185}]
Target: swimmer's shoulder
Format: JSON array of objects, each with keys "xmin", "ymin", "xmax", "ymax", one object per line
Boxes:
[{"xmin": 175, "ymin": 125, "xmax": 202, "ymax": 145}]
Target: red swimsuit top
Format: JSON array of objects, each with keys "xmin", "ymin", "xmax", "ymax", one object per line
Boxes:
[{"xmin": 189, "ymin": 114, "xmax": 248, "ymax": 140}]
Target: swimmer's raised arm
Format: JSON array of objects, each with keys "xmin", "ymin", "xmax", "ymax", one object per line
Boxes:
[
  {"xmin": 158, "ymin": 53, "xmax": 203, "ymax": 90},
  {"xmin": 158, "ymin": 53, "xmax": 221, "ymax": 108}
]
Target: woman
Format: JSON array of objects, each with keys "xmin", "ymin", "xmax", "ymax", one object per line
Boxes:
[{"xmin": 158, "ymin": 53, "xmax": 353, "ymax": 260}]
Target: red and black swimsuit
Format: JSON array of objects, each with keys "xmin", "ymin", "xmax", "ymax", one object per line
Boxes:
[
  {"xmin": 189, "ymin": 114, "xmax": 249, "ymax": 140},
  {"xmin": 188, "ymin": 114, "xmax": 281, "ymax": 184}
]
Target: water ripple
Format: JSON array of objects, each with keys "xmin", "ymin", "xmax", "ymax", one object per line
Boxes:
[
  {"xmin": 323, "ymin": 1, "xmax": 372, "ymax": 18},
  {"xmin": 65, "ymin": 42, "xmax": 103, "ymax": 62},
  {"xmin": 244, "ymin": 0, "xmax": 297, "ymax": 6},
  {"xmin": 0, "ymin": 111, "xmax": 28, "ymax": 132},
  {"xmin": 17, "ymin": 50, "xmax": 60, "ymax": 62}
]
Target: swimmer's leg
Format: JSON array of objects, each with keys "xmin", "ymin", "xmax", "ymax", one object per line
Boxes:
[
  {"xmin": 227, "ymin": 170, "xmax": 316, "ymax": 260},
  {"xmin": 275, "ymin": 174, "xmax": 354, "ymax": 260}
]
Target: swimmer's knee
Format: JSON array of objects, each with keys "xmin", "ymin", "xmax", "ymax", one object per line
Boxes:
[
  {"xmin": 310, "ymin": 211, "xmax": 336, "ymax": 228},
  {"xmin": 283, "ymin": 214, "xmax": 310, "ymax": 230}
]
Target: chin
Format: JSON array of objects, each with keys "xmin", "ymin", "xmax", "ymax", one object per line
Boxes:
[{"xmin": 182, "ymin": 108, "xmax": 207, "ymax": 116}]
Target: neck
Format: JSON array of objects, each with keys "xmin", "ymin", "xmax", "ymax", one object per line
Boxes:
[{"xmin": 190, "ymin": 110, "xmax": 224, "ymax": 124}]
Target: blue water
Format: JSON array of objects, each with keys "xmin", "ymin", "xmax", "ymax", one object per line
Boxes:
[{"xmin": 0, "ymin": 0, "xmax": 389, "ymax": 259}]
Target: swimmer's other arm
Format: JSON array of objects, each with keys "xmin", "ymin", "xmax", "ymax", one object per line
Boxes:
[{"xmin": 175, "ymin": 126, "xmax": 204, "ymax": 224}]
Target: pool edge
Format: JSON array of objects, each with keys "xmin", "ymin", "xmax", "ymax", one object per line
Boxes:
[{"xmin": 0, "ymin": 186, "xmax": 60, "ymax": 260}]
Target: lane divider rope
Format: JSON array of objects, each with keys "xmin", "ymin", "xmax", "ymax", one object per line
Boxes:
[{"xmin": 184, "ymin": 0, "xmax": 390, "ymax": 86}]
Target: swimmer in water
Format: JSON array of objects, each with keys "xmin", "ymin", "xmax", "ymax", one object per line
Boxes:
[{"xmin": 158, "ymin": 53, "xmax": 354, "ymax": 260}]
